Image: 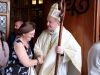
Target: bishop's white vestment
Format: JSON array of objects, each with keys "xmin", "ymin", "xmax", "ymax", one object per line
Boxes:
[{"xmin": 34, "ymin": 26, "xmax": 82, "ymax": 75}]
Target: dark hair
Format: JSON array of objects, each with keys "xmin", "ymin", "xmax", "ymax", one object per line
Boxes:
[
  {"xmin": 16, "ymin": 22, "xmax": 36, "ymax": 35},
  {"xmin": 15, "ymin": 20, "xmax": 23, "ymax": 25},
  {"xmin": 0, "ymin": 31, "xmax": 4, "ymax": 51}
]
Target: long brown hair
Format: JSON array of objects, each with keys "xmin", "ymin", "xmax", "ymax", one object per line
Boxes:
[{"xmin": 0, "ymin": 30, "xmax": 4, "ymax": 51}]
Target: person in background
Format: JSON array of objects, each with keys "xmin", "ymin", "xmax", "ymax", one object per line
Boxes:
[
  {"xmin": 88, "ymin": 41, "xmax": 100, "ymax": 75},
  {"xmin": 34, "ymin": 3, "xmax": 82, "ymax": 75},
  {"xmin": 5, "ymin": 22, "xmax": 43, "ymax": 75},
  {"xmin": 0, "ymin": 30, "xmax": 9, "ymax": 75},
  {"xmin": 7, "ymin": 20, "xmax": 23, "ymax": 49}
]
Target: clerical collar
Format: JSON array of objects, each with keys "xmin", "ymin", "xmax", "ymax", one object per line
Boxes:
[{"xmin": 48, "ymin": 26, "xmax": 60, "ymax": 35}]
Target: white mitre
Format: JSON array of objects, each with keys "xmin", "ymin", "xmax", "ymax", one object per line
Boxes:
[{"xmin": 48, "ymin": 3, "xmax": 61, "ymax": 21}]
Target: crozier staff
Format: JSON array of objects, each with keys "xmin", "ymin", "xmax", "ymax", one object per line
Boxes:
[{"xmin": 55, "ymin": 0, "xmax": 66, "ymax": 74}]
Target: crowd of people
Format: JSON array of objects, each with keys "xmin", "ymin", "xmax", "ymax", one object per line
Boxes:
[{"xmin": 0, "ymin": 2, "xmax": 99, "ymax": 75}]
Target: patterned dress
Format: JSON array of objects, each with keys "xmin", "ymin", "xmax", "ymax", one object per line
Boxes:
[{"xmin": 5, "ymin": 38, "xmax": 33, "ymax": 75}]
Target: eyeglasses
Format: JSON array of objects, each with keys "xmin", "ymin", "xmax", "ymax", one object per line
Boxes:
[{"xmin": 28, "ymin": 33, "xmax": 35, "ymax": 36}]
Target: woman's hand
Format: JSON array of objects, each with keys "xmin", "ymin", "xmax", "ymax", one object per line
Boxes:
[{"xmin": 37, "ymin": 56, "xmax": 43, "ymax": 64}]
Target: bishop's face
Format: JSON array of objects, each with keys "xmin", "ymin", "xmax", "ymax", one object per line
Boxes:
[{"xmin": 47, "ymin": 16, "xmax": 59, "ymax": 31}]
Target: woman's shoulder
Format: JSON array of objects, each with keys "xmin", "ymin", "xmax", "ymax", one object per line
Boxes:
[
  {"xmin": 3, "ymin": 41, "xmax": 8, "ymax": 46},
  {"xmin": 2, "ymin": 41, "xmax": 9, "ymax": 51},
  {"xmin": 14, "ymin": 38, "xmax": 22, "ymax": 44},
  {"xmin": 13, "ymin": 38, "xmax": 24, "ymax": 48}
]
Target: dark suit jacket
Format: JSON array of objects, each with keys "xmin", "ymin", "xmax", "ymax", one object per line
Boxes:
[{"xmin": 7, "ymin": 32, "xmax": 16, "ymax": 49}]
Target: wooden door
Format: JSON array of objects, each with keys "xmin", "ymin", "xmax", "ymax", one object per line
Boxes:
[
  {"xmin": 10, "ymin": 0, "xmax": 21, "ymax": 32},
  {"xmin": 95, "ymin": 0, "xmax": 100, "ymax": 42},
  {"xmin": 30, "ymin": 7, "xmax": 43, "ymax": 37},
  {"xmin": 20, "ymin": 0, "xmax": 44, "ymax": 37}
]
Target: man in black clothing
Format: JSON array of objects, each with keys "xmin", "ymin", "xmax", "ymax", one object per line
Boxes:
[{"xmin": 7, "ymin": 20, "xmax": 23, "ymax": 49}]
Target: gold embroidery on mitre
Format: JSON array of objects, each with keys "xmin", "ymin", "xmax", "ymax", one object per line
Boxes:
[{"xmin": 48, "ymin": 3, "xmax": 61, "ymax": 21}]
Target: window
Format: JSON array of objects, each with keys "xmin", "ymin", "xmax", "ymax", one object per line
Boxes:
[
  {"xmin": 32, "ymin": 0, "xmax": 43, "ymax": 5},
  {"xmin": 39, "ymin": 0, "xmax": 43, "ymax": 4},
  {"xmin": 32, "ymin": 0, "xmax": 36, "ymax": 5},
  {"xmin": 0, "ymin": 1, "xmax": 10, "ymax": 39}
]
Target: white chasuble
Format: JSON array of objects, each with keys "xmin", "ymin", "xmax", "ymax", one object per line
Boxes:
[{"xmin": 34, "ymin": 26, "xmax": 82, "ymax": 75}]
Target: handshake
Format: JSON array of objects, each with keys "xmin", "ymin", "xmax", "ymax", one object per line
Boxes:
[{"xmin": 36, "ymin": 55, "xmax": 43, "ymax": 65}]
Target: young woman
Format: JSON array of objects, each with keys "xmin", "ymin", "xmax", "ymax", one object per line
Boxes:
[
  {"xmin": 5, "ymin": 22, "xmax": 43, "ymax": 75},
  {"xmin": 0, "ymin": 30, "xmax": 9, "ymax": 75}
]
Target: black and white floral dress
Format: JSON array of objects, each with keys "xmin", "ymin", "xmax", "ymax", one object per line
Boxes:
[{"xmin": 5, "ymin": 38, "xmax": 33, "ymax": 75}]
